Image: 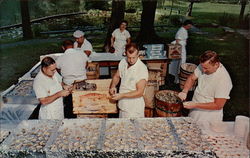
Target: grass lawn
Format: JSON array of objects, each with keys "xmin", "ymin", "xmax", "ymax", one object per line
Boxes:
[{"xmin": 0, "ymin": 1, "xmax": 249, "ymax": 120}]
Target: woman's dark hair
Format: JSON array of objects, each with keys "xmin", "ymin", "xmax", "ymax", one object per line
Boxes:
[
  {"xmin": 41, "ymin": 57, "xmax": 55, "ymax": 69},
  {"xmin": 199, "ymin": 50, "xmax": 220, "ymax": 64},
  {"xmin": 183, "ymin": 20, "xmax": 193, "ymax": 26},
  {"xmin": 120, "ymin": 20, "xmax": 128, "ymax": 26}
]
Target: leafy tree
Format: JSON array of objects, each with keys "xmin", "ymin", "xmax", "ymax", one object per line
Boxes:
[
  {"xmin": 136, "ymin": 0, "xmax": 160, "ymax": 45},
  {"xmin": 103, "ymin": 0, "xmax": 125, "ymax": 51},
  {"xmin": 20, "ymin": 0, "xmax": 33, "ymax": 39},
  {"xmin": 239, "ymin": 0, "xmax": 248, "ymax": 21}
]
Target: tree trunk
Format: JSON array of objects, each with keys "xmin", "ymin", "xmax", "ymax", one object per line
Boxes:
[
  {"xmin": 186, "ymin": 1, "xmax": 194, "ymax": 16},
  {"xmin": 136, "ymin": 0, "xmax": 160, "ymax": 46},
  {"xmin": 20, "ymin": 0, "xmax": 33, "ymax": 39},
  {"xmin": 239, "ymin": 0, "xmax": 247, "ymax": 21},
  {"xmin": 103, "ymin": 0, "xmax": 125, "ymax": 52}
]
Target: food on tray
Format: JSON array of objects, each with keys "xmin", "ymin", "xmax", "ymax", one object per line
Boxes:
[
  {"xmin": 74, "ymin": 80, "xmax": 97, "ymax": 91},
  {"xmin": 8, "ymin": 123, "xmax": 56, "ymax": 152},
  {"xmin": 48, "ymin": 121, "xmax": 101, "ymax": 152},
  {"xmin": 137, "ymin": 119, "xmax": 178, "ymax": 150},
  {"xmin": 0, "ymin": 130, "xmax": 10, "ymax": 144},
  {"xmin": 79, "ymin": 93, "xmax": 109, "ymax": 107},
  {"xmin": 6, "ymin": 80, "xmax": 34, "ymax": 96},
  {"xmin": 103, "ymin": 121, "xmax": 138, "ymax": 150},
  {"xmin": 205, "ymin": 135, "xmax": 249, "ymax": 158},
  {"xmin": 171, "ymin": 118, "xmax": 211, "ymax": 151}
]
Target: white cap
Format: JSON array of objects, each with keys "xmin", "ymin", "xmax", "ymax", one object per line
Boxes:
[{"xmin": 73, "ymin": 30, "xmax": 84, "ymax": 38}]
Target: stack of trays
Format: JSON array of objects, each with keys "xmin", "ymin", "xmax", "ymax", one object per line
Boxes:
[{"xmin": 2, "ymin": 80, "xmax": 38, "ymax": 104}]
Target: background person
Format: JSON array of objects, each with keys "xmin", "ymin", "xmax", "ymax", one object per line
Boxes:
[
  {"xmin": 111, "ymin": 20, "xmax": 131, "ymax": 56},
  {"xmin": 33, "ymin": 57, "xmax": 70, "ymax": 119},
  {"xmin": 56, "ymin": 39, "xmax": 89, "ymax": 118},
  {"xmin": 56, "ymin": 40, "xmax": 88, "ymax": 86},
  {"xmin": 73, "ymin": 30, "xmax": 93, "ymax": 57},
  {"xmin": 178, "ymin": 51, "xmax": 233, "ymax": 122},
  {"xmin": 169, "ymin": 20, "xmax": 193, "ymax": 83},
  {"xmin": 109, "ymin": 43, "xmax": 148, "ymax": 118}
]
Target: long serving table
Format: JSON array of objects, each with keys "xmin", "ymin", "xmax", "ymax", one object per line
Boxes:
[{"xmin": 0, "ymin": 117, "xmax": 217, "ymax": 158}]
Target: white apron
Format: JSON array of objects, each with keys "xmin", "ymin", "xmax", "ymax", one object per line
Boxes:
[
  {"xmin": 39, "ymin": 76, "xmax": 64, "ymax": 120},
  {"xmin": 189, "ymin": 72, "xmax": 223, "ymax": 122},
  {"xmin": 118, "ymin": 61, "xmax": 145, "ymax": 118},
  {"xmin": 169, "ymin": 40, "xmax": 187, "ymax": 83}
]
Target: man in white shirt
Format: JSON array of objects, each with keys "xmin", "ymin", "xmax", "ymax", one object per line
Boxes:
[
  {"xmin": 33, "ymin": 57, "xmax": 70, "ymax": 119},
  {"xmin": 73, "ymin": 30, "xmax": 93, "ymax": 57},
  {"xmin": 169, "ymin": 20, "xmax": 193, "ymax": 83},
  {"xmin": 178, "ymin": 51, "xmax": 233, "ymax": 122},
  {"xmin": 56, "ymin": 39, "xmax": 89, "ymax": 118},
  {"xmin": 109, "ymin": 43, "xmax": 148, "ymax": 118},
  {"xmin": 56, "ymin": 40, "xmax": 89, "ymax": 85}
]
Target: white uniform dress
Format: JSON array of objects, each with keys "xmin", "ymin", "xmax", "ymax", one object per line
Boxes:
[
  {"xmin": 118, "ymin": 58, "xmax": 148, "ymax": 118},
  {"xmin": 112, "ymin": 28, "xmax": 131, "ymax": 57},
  {"xmin": 33, "ymin": 71, "xmax": 64, "ymax": 119},
  {"xmin": 169, "ymin": 27, "xmax": 188, "ymax": 83},
  {"xmin": 74, "ymin": 38, "xmax": 93, "ymax": 54},
  {"xmin": 189, "ymin": 63, "xmax": 233, "ymax": 122},
  {"xmin": 56, "ymin": 48, "xmax": 88, "ymax": 85}
]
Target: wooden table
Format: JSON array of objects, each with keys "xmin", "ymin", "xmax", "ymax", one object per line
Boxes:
[{"xmin": 89, "ymin": 53, "xmax": 171, "ymax": 77}]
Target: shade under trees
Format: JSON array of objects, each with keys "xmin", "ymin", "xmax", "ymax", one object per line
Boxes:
[
  {"xmin": 20, "ymin": 0, "xmax": 33, "ymax": 39},
  {"xmin": 103, "ymin": 0, "xmax": 125, "ymax": 52},
  {"xmin": 136, "ymin": 0, "xmax": 160, "ymax": 46}
]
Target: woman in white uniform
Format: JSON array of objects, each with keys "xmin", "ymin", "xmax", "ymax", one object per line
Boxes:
[
  {"xmin": 109, "ymin": 43, "xmax": 148, "ymax": 118},
  {"xmin": 111, "ymin": 20, "xmax": 131, "ymax": 57},
  {"xmin": 33, "ymin": 57, "xmax": 71, "ymax": 119},
  {"xmin": 169, "ymin": 20, "xmax": 193, "ymax": 83}
]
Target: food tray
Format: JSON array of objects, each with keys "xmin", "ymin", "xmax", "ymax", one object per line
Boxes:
[
  {"xmin": 45, "ymin": 119, "xmax": 104, "ymax": 158},
  {"xmin": 0, "ymin": 120, "xmax": 60, "ymax": 158},
  {"xmin": 169, "ymin": 117, "xmax": 212, "ymax": 152},
  {"xmin": 0, "ymin": 130, "xmax": 11, "ymax": 144},
  {"xmin": 134, "ymin": 118, "xmax": 179, "ymax": 151},
  {"xmin": 101, "ymin": 118, "xmax": 139, "ymax": 151},
  {"xmin": 30, "ymin": 64, "xmax": 41, "ymax": 78},
  {"xmin": 204, "ymin": 134, "xmax": 249, "ymax": 158},
  {"xmin": 2, "ymin": 80, "xmax": 38, "ymax": 104}
]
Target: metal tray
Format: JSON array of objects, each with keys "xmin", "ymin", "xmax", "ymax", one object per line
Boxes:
[
  {"xmin": 0, "ymin": 120, "xmax": 61, "ymax": 158},
  {"xmin": 2, "ymin": 80, "xmax": 38, "ymax": 104},
  {"xmin": 134, "ymin": 118, "xmax": 180, "ymax": 151},
  {"xmin": 30, "ymin": 64, "xmax": 41, "ymax": 78},
  {"xmin": 101, "ymin": 118, "xmax": 139, "ymax": 151},
  {"xmin": 169, "ymin": 117, "xmax": 212, "ymax": 152},
  {"xmin": 44, "ymin": 118, "xmax": 104, "ymax": 158}
]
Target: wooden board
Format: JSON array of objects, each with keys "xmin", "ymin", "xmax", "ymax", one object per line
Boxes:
[{"xmin": 72, "ymin": 90, "xmax": 117, "ymax": 114}]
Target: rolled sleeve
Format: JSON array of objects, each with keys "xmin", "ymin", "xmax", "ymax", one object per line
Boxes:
[
  {"xmin": 215, "ymin": 78, "xmax": 233, "ymax": 99},
  {"xmin": 33, "ymin": 81, "xmax": 48, "ymax": 99}
]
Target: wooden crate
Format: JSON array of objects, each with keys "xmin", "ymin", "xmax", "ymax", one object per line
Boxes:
[
  {"xmin": 147, "ymin": 63, "xmax": 167, "ymax": 77},
  {"xmin": 72, "ymin": 90, "xmax": 117, "ymax": 115},
  {"xmin": 85, "ymin": 79, "xmax": 112, "ymax": 91},
  {"xmin": 167, "ymin": 44, "xmax": 182, "ymax": 59},
  {"xmin": 86, "ymin": 62, "xmax": 100, "ymax": 79},
  {"xmin": 72, "ymin": 79, "xmax": 117, "ymax": 115}
]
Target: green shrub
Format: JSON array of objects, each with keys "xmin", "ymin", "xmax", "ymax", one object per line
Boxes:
[{"xmin": 169, "ymin": 15, "xmax": 184, "ymax": 26}]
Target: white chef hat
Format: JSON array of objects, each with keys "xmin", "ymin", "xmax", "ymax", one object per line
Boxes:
[{"xmin": 73, "ymin": 30, "xmax": 84, "ymax": 38}]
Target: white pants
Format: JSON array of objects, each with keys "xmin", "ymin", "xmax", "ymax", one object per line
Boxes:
[
  {"xmin": 169, "ymin": 40, "xmax": 186, "ymax": 83},
  {"xmin": 118, "ymin": 97, "xmax": 145, "ymax": 118}
]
